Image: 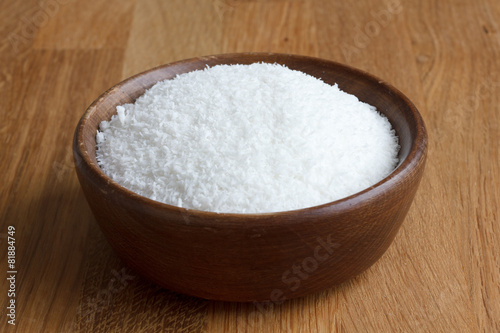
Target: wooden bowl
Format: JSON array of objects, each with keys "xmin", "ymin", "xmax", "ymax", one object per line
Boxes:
[{"xmin": 73, "ymin": 53, "xmax": 427, "ymax": 302}]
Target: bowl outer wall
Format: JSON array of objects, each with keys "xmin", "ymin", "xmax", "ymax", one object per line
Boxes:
[{"xmin": 73, "ymin": 53, "xmax": 427, "ymax": 302}]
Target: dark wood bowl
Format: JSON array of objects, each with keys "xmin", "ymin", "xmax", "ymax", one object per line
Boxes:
[{"xmin": 73, "ymin": 53, "xmax": 427, "ymax": 302}]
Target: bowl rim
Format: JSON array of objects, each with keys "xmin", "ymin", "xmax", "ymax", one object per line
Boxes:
[{"xmin": 74, "ymin": 52, "xmax": 427, "ymax": 220}]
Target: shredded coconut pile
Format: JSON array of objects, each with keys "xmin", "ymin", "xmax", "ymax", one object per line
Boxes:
[{"xmin": 96, "ymin": 63, "xmax": 399, "ymax": 213}]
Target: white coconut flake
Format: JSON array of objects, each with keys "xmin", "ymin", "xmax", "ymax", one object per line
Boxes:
[{"xmin": 96, "ymin": 63, "xmax": 400, "ymax": 213}]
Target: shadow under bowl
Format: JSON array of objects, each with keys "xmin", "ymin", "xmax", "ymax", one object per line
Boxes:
[{"xmin": 73, "ymin": 53, "xmax": 427, "ymax": 302}]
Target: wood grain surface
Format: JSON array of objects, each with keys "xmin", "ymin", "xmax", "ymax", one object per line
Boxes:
[{"xmin": 0, "ymin": 0, "xmax": 498, "ymax": 332}]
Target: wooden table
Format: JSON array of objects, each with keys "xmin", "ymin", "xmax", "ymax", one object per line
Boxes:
[{"xmin": 1, "ymin": 0, "xmax": 499, "ymax": 331}]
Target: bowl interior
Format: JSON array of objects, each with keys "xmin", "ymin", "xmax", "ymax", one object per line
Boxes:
[{"xmin": 79, "ymin": 53, "xmax": 423, "ymax": 208}]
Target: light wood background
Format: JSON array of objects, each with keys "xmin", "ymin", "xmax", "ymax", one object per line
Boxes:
[{"xmin": 1, "ymin": 0, "xmax": 499, "ymax": 332}]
